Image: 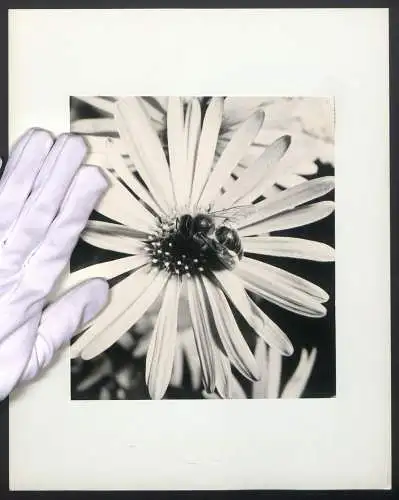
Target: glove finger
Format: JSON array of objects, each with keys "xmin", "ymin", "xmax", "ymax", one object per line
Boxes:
[
  {"xmin": 0, "ymin": 128, "xmax": 54, "ymax": 239},
  {"xmin": 21, "ymin": 278, "xmax": 110, "ymax": 382},
  {"xmin": 20, "ymin": 165, "xmax": 108, "ymax": 301},
  {"xmin": 0, "ymin": 315, "xmax": 41, "ymax": 401},
  {"xmin": 0, "ymin": 166, "xmax": 107, "ymax": 338},
  {"xmin": 1, "ymin": 134, "xmax": 87, "ymax": 272}
]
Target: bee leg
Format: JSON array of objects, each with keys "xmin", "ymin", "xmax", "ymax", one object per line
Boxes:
[{"xmin": 193, "ymin": 234, "xmax": 208, "ymax": 252}]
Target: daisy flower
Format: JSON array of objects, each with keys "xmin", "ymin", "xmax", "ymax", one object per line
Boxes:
[
  {"xmin": 203, "ymin": 337, "xmax": 317, "ymax": 399},
  {"xmin": 66, "ymin": 96, "xmax": 334, "ymax": 400},
  {"xmin": 71, "ymin": 96, "xmax": 334, "ymax": 193}
]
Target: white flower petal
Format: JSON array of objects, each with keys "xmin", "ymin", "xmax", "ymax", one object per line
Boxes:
[
  {"xmin": 70, "ymin": 264, "xmax": 154, "ymax": 357},
  {"xmin": 95, "ymin": 168, "xmax": 157, "ymax": 232},
  {"xmin": 202, "ymin": 275, "xmax": 260, "ymax": 381},
  {"xmin": 99, "ymin": 387, "xmax": 111, "ymax": 400},
  {"xmin": 242, "ymin": 236, "xmax": 335, "ymax": 261},
  {"xmin": 170, "ymin": 341, "xmax": 184, "ymax": 387},
  {"xmin": 71, "ymin": 118, "xmax": 116, "ymax": 134},
  {"xmin": 214, "ymin": 135, "xmax": 291, "ymax": 209},
  {"xmin": 211, "ymin": 269, "xmax": 293, "ymax": 355},
  {"xmin": 241, "ymin": 257, "xmax": 329, "ymax": 302},
  {"xmin": 181, "ymin": 328, "xmax": 202, "ymax": 390},
  {"xmin": 290, "ymin": 161, "xmax": 318, "ymax": 176},
  {"xmin": 190, "ymin": 97, "xmax": 224, "ymax": 208},
  {"xmin": 265, "ymin": 347, "xmax": 282, "ymax": 398},
  {"xmin": 83, "ymin": 136, "xmax": 132, "ymax": 177},
  {"xmin": 231, "ymin": 375, "xmax": 248, "ymax": 399},
  {"xmin": 263, "ymin": 185, "xmax": 283, "ymax": 198},
  {"xmin": 252, "ymin": 341, "xmax": 285, "ymax": 399},
  {"xmin": 189, "ymin": 276, "xmax": 234, "ymax": 399},
  {"xmin": 76, "ymin": 358, "xmax": 112, "ymax": 392},
  {"xmin": 223, "ymin": 97, "xmax": 273, "ymax": 126},
  {"xmin": 238, "ymin": 163, "xmax": 297, "ymax": 206},
  {"xmin": 276, "ymin": 173, "xmax": 307, "ymax": 188},
  {"xmin": 184, "ymin": 99, "xmax": 202, "ymax": 206},
  {"xmin": 317, "ymin": 142, "xmax": 334, "ymax": 165},
  {"xmin": 115, "ymin": 97, "xmax": 175, "ymax": 212},
  {"xmin": 202, "ymin": 372, "xmax": 247, "ymax": 399},
  {"xmin": 133, "ymin": 335, "xmax": 151, "ymax": 358},
  {"xmin": 202, "ymin": 391, "xmax": 219, "ymax": 400},
  {"xmin": 237, "ymin": 258, "xmax": 327, "ymax": 317},
  {"xmin": 238, "ymin": 141, "xmax": 319, "ymax": 178},
  {"xmin": 281, "ymin": 348, "xmax": 317, "ymax": 398},
  {"xmin": 252, "ymin": 339, "xmax": 268, "ymax": 399},
  {"xmin": 81, "ymin": 226, "xmax": 145, "ymax": 255},
  {"xmin": 116, "ymin": 332, "xmax": 135, "ymax": 350},
  {"xmin": 83, "ymin": 220, "xmax": 148, "ymax": 239},
  {"xmin": 104, "ymin": 138, "xmax": 162, "ymax": 215},
  {"xmin": 84, "ymin": 152, "xmax": 108, "ymax": 168},
  {"xmin": 146, "ymin": 277, "xmax": 182, "ymax": 399},
  {"xmin": 214, "ymin": 349, "xmax": 232, "ymax": 399},
  {"xmin": 238, "ymin": 201, "xmax": 335, "ymax": 236},
  {"xmin": 81, "ymin": 270, "xmax": 169, "ymax": 360},
  {"xmin": 238, "ymin": 176, "xmax": 335, "ymax": 230},
  {"xmin": 199, "ymin": 110, "xmax": 265, "ymax": 207},
  {"xmin": 83, "ymin": 135, "xmax": 124, "ymax": 155},
  {"xmin": 152, "ymin": 96, "xmax": 168, "ymax": 110},
  {"xmin": 61, "ymin": 255, "xmax": 149, "ymax": 294},
  {"xmin": 115, "ymin": 366, "xmax": 135, "ymax": 390},
  {"xmin": 246, "ymin": 128, "xmax": 324, "ymax": 172},
  {"xmin": 131, "ymin": 97, "xmax": 167, "ymax": 132},
  {"xmin": 186, "ymin": 275, "xmax": 216, "ymax": 392},
  {"xmin": 140, "ymin": 96, "xmax": 167, "ymax": 126},
  {"xmin": 75, "ymin": 96, "xmax": 115, "ymax": 115},
  {"xmin": 235, "ymin": 98, "xmax": 334, "ymax": 164},
  {"xmin": 250, "ymin": 298, "xmax": 295, "ymax": 355},
  {"xmin": 224, "ymin": 159, "xmax": 286, "ymax": 202},
  {"xmin": 167, "ymin": 97, "xmax": 186, "ymax": 208}
]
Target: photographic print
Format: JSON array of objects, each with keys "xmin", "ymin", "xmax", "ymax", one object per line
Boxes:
[
  {"xmin": 9, "ymin": 9, "xmax": 390, "ymax": 491},
  {"xmin": 68, "ymin": 96, "xmax": 335, "ymax": 401}
]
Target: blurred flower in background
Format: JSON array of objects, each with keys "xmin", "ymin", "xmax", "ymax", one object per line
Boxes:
[
  {"xmin": 72, "ymin": 332, "xmax": 317, "ymax": 400},
  {"xmin": 71, "ymin": 96, "xmax": 334, "ymax": 189},
  {"xmin": 203, "ymin": 338, "xmax": 317, "ymax": 399},
  {"xmin": 69, "ymin": 96, "xmax": 335, "ymax": 400}
]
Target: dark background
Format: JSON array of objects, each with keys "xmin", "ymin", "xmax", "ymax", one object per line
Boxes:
[{"xmin": 0, "ymin": 2, "xmax": 396, "ymax": 499}]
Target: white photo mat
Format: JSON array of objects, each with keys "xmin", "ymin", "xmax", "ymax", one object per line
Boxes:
[{"xmin": 8, "ymin": 8, "xmax": 390, "ymax": 490}]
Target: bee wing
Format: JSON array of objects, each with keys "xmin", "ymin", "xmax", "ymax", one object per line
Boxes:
[
  {"xmin": 209, "ymin": 204, "xmax": 259, "ymax": 225},
  {"xmin": 199, "ymin": 234, "xmax": 236, "ymax": 270}
]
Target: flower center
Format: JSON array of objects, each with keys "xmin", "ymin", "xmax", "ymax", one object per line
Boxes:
[{"xmin": 145, "ymin": 214, "xmax": 235, "ymax": 276}]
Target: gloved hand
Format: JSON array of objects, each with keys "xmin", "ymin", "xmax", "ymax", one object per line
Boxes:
[{"xmin": 0, "ymin": 128, "xmax": 110, "ymax": 401}]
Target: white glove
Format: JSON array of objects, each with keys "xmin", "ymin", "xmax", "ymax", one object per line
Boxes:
[{"xmin": 0, "ymin": 128, "xmax": 110, "ymax": 401}]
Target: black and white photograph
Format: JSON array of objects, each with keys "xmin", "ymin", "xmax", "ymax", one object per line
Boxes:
[
  {"xmin": 7, "ymin": 8, "xmax": 390, "ymax": 491},
  {"xmin": 68, "ymin": 96, "xmax": 335, "ymax": 401}
]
